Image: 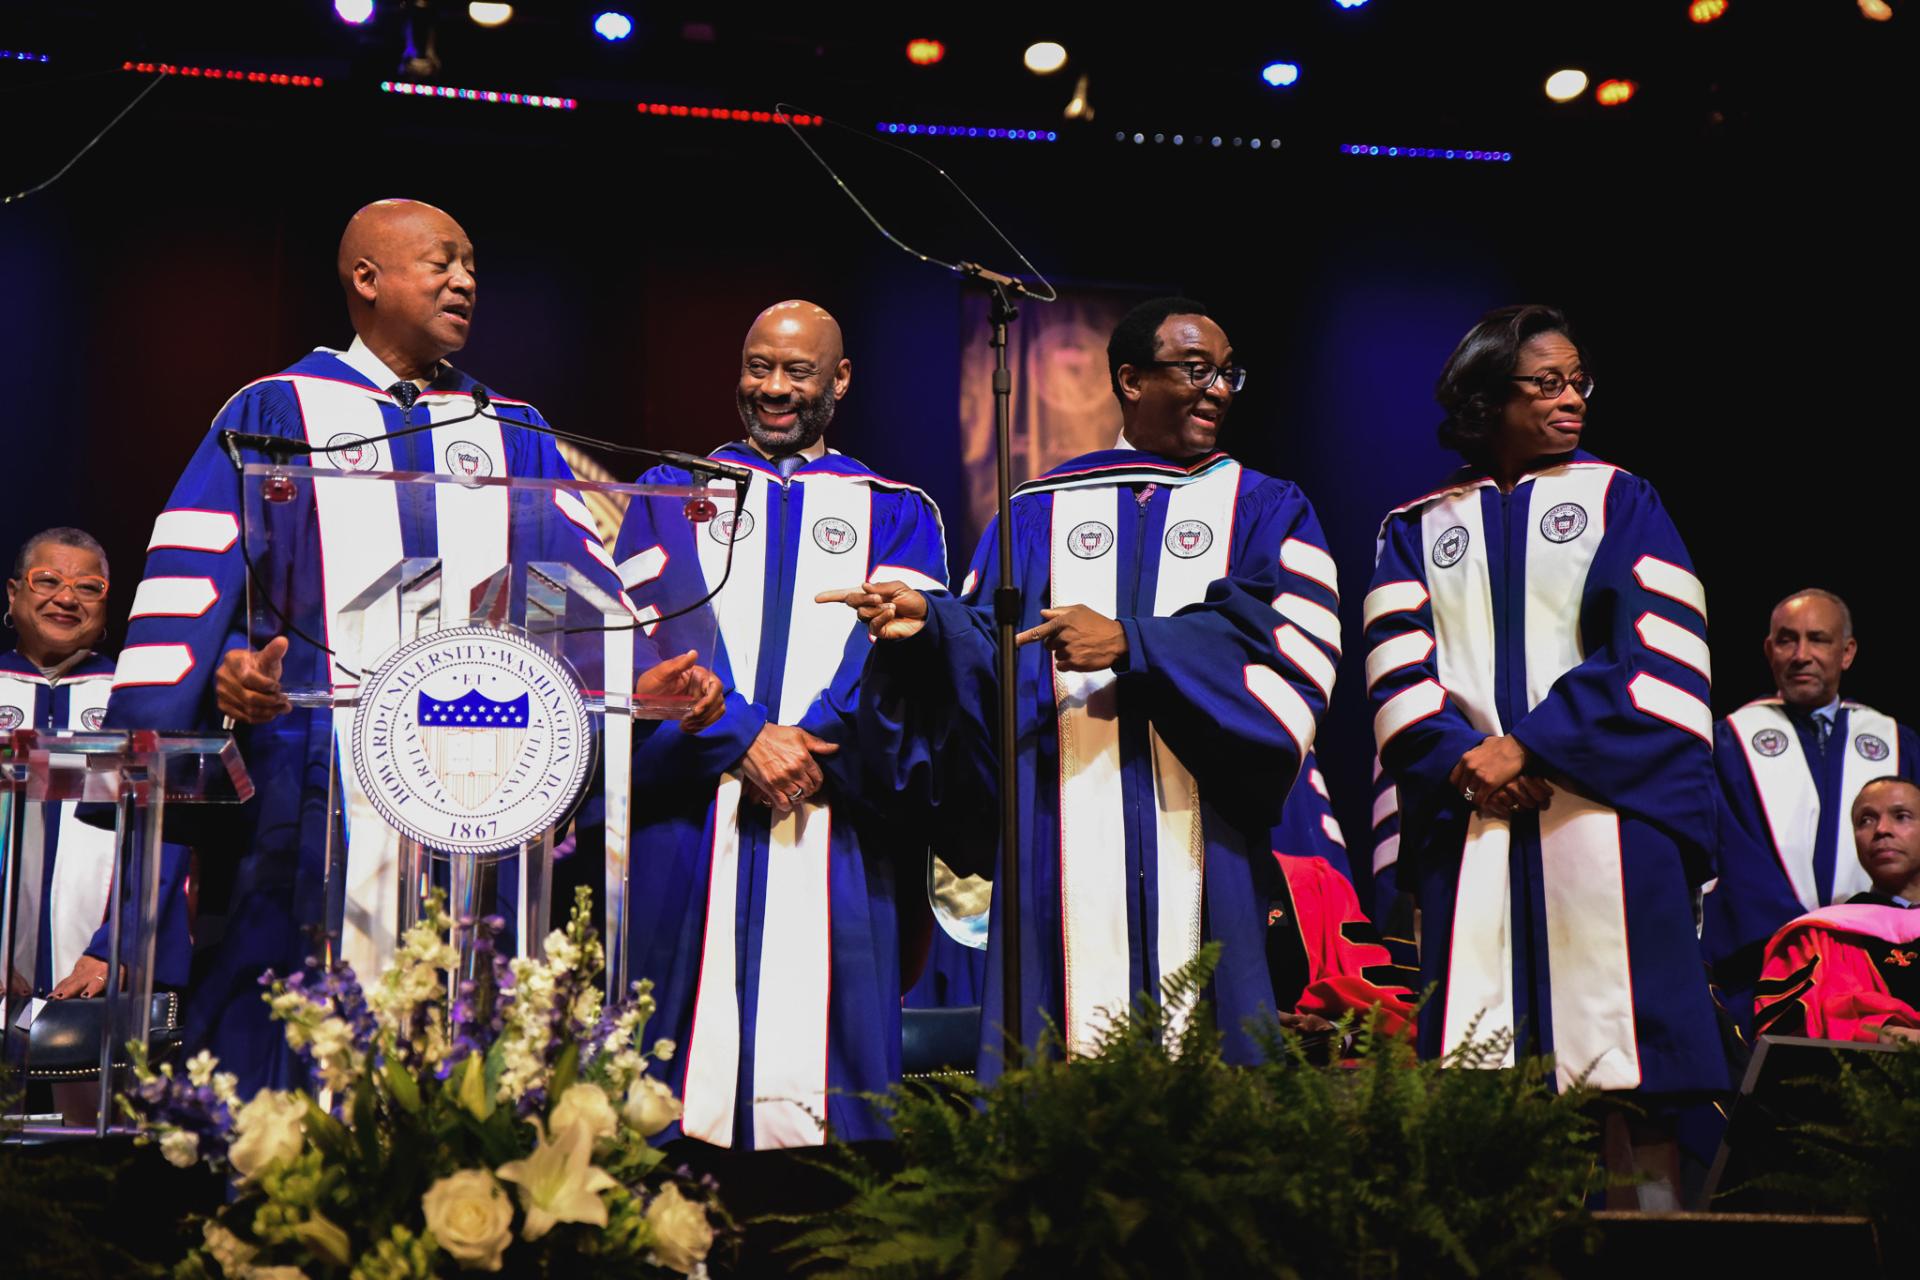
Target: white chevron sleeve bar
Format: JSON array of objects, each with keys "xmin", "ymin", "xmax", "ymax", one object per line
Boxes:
[
  {"xmin": 127, "ymin": 576, "xmax": 218, "ymax": 620},
  {"xmin": 1274, "ymin": 593, "xmax": 1342, "ymax": 653},
  {"xmin": 1244, "ymin": 664, "xmax": 1316, "ymax": 753},
  {"xmin": 1632, "ymin": 555, "xmax": 1707, "ymax": 621},
  {"xmin": 1627, "ymin": 672, "xmax": 1712, "ymax": 741},
  {"xmin": 112, "ymin": 643, "xmax": 196, "ymax": 689},
  {"xmin": 1362, "ymin": 580, "xmax": 1429, "ymax": 629},
  {"xmin": 1274, "ymin": 623, "xmax": 1337, "ymax": 698},
  {"xmin": 147, "ymin": 509, "xmax": 238, "ymax": 553},
  {"xmin": 1374, "ymin": 679, "xmax": 1447, "ymax": 748},
  {"xmin": 1365, "ymin": 630, "xmax": 1436, "ymax": 692},
  {"xmin": 1635, "ymin": 612, "xmax": 1712, "ymax": 680},
  {"xmin": 1280, "ymin": 537, "xmax": 1339, "ymax": 596}
]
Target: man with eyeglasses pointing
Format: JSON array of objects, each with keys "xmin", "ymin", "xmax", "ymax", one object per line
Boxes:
[{"xmin": 822, "ymin": 296, "xmax": 1341, "ymax": 1081}]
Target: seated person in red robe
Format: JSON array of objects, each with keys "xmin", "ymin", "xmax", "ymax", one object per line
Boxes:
[
  {"xmin": 1754, "ymin": 776, "xmax": 1920, "ymax": 1044},
  {"xmin": 1267, "ymin": 853, "xmax": 1420, "ymax": 1043}
]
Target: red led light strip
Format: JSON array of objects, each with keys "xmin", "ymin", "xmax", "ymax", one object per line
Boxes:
[
  {"xmin": 122, "ymin": 61, "xmax": 323, "ymax": 87},
  {"xmin": 635, "ymin": 102, "xmax": 820, "ymax": 125}
]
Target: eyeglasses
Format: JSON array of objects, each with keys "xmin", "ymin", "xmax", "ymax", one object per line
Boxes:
[
  {"xmin": 1510, "ymin": 371, "xmax": 1595, "ymax": 400},
  {"xmin": 18, "ymin": 567, "xmax": 109, "ymax": 602},
  {"xmin": 1139, "ymin": 361, "xmax": 1248, "ymax": 392}
]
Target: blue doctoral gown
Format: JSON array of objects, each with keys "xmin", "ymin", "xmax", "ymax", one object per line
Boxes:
[
  {"xmin": 1702, "ymin": 699, "xmax": 1919, "ymax": 1038},
  {"xmin": 0, "ymin": 650, "xmax": 191, "ymax": 990},
  {"xmin": 860, "ymin": 448, "xmax": 1340, "ymax": 1079},
  {"xmin": 614, "ymin": 444, "xmax": 949, "ymax": 1150},
  {"xmin": 1270, "ymin": 749, "xmax": 1353, "ymax": 883},
  {"xmin": 1365, "ymin": 450, "xmax": 1725, "ymax": 1096},
  {"xmin": 104, "ymin": 343, "xmax": 591, "ymax": 1096}
]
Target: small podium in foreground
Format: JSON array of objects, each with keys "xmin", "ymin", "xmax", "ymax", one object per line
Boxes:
[{"xmin": 2, "ymin": 728, "xmax": 251, "ymax": 1138}]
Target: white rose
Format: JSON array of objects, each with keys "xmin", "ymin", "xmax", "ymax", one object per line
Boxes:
[
  {"xmin": 160, "ymin": 1128, "xmax": 201, "ymax": 1168},
  {"xmin": 548, "ymin": 1082, "xmax": 618, "ymax": 1148},
  {"xmin": 227, "ymin": 1089, "xmax": 308, "ymax": 1181},
  {"xmin": 644, "ymin": 1183, "xmax": 714, "ymax": 1275},
  {"xmin": 622, "ymin": 1075, "xmax": 682, "ymax": 1138},
  {"xmin": 200, "ymin": 1221, "xmax": 257, "ymax": 1279},
  {"xmin": 422, "ymin": 1169, "xmax": 515, "ymax": 1272}
]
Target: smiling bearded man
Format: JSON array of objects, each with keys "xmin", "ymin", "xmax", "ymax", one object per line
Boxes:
[
  {"xmin": 611, "ymin": 300, "xmax": 950, "ymax": 1151},
  {"xmin": 821, "ymin": 296, "xmax": 1341, "ymax": 1083}
]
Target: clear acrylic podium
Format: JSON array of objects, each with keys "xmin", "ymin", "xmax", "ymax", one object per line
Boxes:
[
  {"xmin": 2, "ymin": 728, "xmax": 251, "ymax": 1137},
  {"xmin": 240, "ymin": 463, "xmax": 724, "ymax": 994}
]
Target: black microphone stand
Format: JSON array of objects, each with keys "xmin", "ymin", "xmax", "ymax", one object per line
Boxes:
[{"xmin": 960, "ymin": 262, "xmax": 1028, "ymax": 1071}]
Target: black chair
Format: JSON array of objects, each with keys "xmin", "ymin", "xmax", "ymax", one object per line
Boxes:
[{"xmin": 900, "ymin": 1006, "xmax": 979, "ymax": 1082}]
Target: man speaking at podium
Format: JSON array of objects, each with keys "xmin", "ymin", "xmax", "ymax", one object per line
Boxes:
[{"xmin": 105, "ymin": 199, "xmax": 711, "ymax": 1097}]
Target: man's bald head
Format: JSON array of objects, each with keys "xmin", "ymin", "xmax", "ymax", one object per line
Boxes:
[
  {"xmin": 736, "ymin": 300, "xmax": 852, "ymax": 457},
  {"xmin": 337, "ymin": 199, "xmax": 477, "ymax": 379},
  {"xmin": 743, "ymin": 300, "xmax": 845, "ymax": 367}
]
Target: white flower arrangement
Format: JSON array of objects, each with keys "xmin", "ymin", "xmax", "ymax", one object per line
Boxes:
[{"xmin": 122, "ymin": 888, "xmax": 723, "ymax": 1278}]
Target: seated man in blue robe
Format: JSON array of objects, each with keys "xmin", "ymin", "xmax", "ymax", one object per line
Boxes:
[
  {"xmin": 1702, "ymin": 589, "xmax": 1920, "ymax": 1038},
  {"xmin": 822, "ymin": 297, "xmax": 1339, "ymax": 1079}
]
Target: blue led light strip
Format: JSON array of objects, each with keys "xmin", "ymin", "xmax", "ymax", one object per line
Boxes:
[
  {"xmin": 1341, "ymin": 143, "xmax": 1512, "ymax": 162},
  {"xmin": 3, "ymin": 50, "xmax": 52, "ymax": 62},
  {"xmin": 877, "ymin": 122, "xmax": 1058, "ymax": 142}
]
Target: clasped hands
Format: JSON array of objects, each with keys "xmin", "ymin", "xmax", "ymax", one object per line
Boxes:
[
  {"xmin": 217, "ymin": 639, "xmax": 725, "ymax": 733},
  {"xmin": 814, "ymin": 581, "xmax": 1128, "ymax": 672},
  {"xmin": 1448, "ymin": 734, "xmax": 1553, "ymax": 820}
]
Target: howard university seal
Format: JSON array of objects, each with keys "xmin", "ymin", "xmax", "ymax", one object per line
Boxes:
[
  {"xmin": 1750, "ymin": 728, "xmax": 1789, "ymax": 758},
  {"xmin": 1432, "ymin": 525, "xmax": 1470, "ymax": 569},
  {"xmin": 350, "ymin": 627, "xmax": 592, "ymax": 857},
  {"xmin": 1165, "ymin": 520, "xmax": 1214, "ymax": 559},
  {"xmin": 1067, "ymin": 521, "xmax": 1115, "ymax": 560},
  {"xmin": 1855, "ymin": 733, "xmax": 1892, "ymax": 762},
  {"xmin": 1540, "ymin": 502, "xmax": 1588, "ymax": 543},
  {"xmin": 710, "ymin": 509, "xmax": 755, "ymax": 544}
]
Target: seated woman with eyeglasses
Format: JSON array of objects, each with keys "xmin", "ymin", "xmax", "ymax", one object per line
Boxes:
[
  {"xmin": 1361, "ymin": 308, "xmax": 1726, "ymax": 1166},
  {"xmin": 2, "ymin": 527, "xmax": 192, "ymax": 1016}
]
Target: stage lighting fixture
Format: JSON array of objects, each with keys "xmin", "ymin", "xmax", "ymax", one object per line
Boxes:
[
  {"xmin": 334, "ymin": 0, "xmax": 375, "ymax": 24},
  {"xmin": 468, "ymin": 3, "xmax": 513, "ymax": 27},
  {"xmin": 906, "ymin": 38, "xmax": 945, "ymax": 65},
  {"xmin": 1335, "ymin": 0, "xmax": 1370, "ymax": 8},
  {"xmin": 1544, "ymin": 69, "xmax": 1588, "ymax": 102},
  {"xmin": 1024, "ymin": 42, "xmax": 1067, "ymax": 74},
  {"xmin": 1261, "ymin": 61, "xmax": 1299, "ymax": 87},
  {"xmin": 1595, "ymin": 79, "xmax": 1636, "ymax": 106},
  {"xmin": 1688, "ymin": 0, "xmax": 1727, "ymax": 23},
  {"xmin": 1063, "ymin": 72, "xmax": 1093, "ymax": 120},
  {"xmin": 1858, "ymin": 0, "xmax": 1892, "ymax": 19},
  {"xmin": 593, "ymin": 11, "xmax": 634, "ymax": 41}
]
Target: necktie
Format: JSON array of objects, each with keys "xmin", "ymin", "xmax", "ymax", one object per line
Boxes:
[
  {"xmin": 388, "ymin": 381, "xmax": 420, "ymax": 412},
  {"xmin": 775, "ymin": 452, "xmax": 806, "ymax": 480},
  {"xmin": 1815, "ymin": 715, "xmax": 1832, "ymax": 758}
]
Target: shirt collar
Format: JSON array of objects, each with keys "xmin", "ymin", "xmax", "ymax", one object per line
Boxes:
[
  {"xmin": 1807, "ymin": 698, "xmax": 1841, "ymax": 727},
  {"xmin": 336, "ymin": 336, "xmax": 442, "ymax": 392}
]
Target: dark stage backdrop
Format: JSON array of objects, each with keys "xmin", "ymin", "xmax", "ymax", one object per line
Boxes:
[{"xmin": 3, "ymin": 58, "xmax": 1911, "ymax": 899}]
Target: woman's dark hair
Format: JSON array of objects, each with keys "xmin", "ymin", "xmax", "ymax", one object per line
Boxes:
[
  {"xmin": 1108, "ymin": 296, "xmax": 1211, "ymax": 402},
  {"xmin": 1434, "ymin": 304, "xmax": 1585, "ymax": 460}
]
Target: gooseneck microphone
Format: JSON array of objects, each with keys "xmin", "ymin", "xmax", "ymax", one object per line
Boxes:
[{"xmin": 219, "ymin": 383, "xmax": 753, "ymax": 486}]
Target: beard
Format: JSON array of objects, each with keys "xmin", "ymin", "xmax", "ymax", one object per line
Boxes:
[{"xmin": 737, "ymin": 385, "xmax": 836, "ymax": 456}]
